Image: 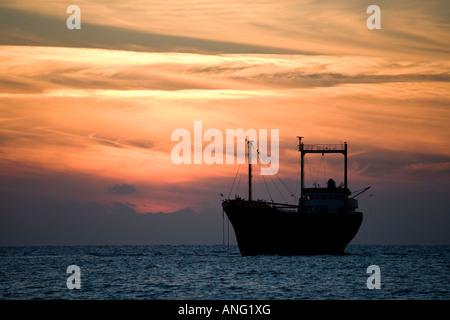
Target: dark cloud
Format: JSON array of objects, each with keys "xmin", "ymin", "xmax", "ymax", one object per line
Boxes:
[
  {"xmin": 350, "ymin": 147, "xmax": 450, "ymax": 188},
  {"xmin": 0, "ymin": 6, "xmax": 303, "ymax": 54},
  {"xmin": 0, "ymin": 165, "xmax": 449, "ymax": 246},
  {"xmin": 107, "ymin": 184, "xmax": 137, "ymax": 195},
  {"xmin": 0, "ymin": 197, "xmax": 225, "ymax": 246},
  {"xmin": 1, "ymin": 187, "xmax": 449, "ymax": 246},
  {"xmin": 248, "ymin": 72, "xmax": 450, "ymax": 88}
]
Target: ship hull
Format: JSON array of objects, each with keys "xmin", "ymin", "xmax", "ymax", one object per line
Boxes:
[{"xmin": 222, "ymin": 199, "xmax": 363, "ymax": 256}]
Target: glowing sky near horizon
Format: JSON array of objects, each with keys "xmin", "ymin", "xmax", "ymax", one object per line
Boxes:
[{"xmin": 0, "ymin": 1, "xmax": 449, "ymax": 244}]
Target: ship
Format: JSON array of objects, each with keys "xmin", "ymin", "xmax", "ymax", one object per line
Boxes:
[{"xmin": 222, "ymin": 137, "xmax": 369, "ymax": 256}]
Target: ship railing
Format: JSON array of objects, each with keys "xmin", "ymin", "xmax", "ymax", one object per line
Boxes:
[
  {"xmin": 302, "ymin": 144, "xmax": 345, "ymax": 151},
  {"xmin": 255, "ymin": 200, "xmax": 307, "ymax": 212},
  {"xmin": 269, "ymin": 202, "xmax": 299, "ymax": 212},
  {"xmin": 277, "ymin": 207, "xmax": 299, "ymax": 213}
]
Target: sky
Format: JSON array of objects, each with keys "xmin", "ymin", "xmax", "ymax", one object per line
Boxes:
[{"xmin": 0, "ymin": 0, "xmax": 449, "ymax": 246}]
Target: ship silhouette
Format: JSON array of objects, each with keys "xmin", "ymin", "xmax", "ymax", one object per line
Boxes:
[{"xmin": 222, "ymin": 137, "xmax": 369, "ymax": 256}]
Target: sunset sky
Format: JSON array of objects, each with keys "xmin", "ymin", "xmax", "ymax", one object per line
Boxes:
[{"xmin": 0, "ymin": 0, "xmax": 449, "ymax": 245}]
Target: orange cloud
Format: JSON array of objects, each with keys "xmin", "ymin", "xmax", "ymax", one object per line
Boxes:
[{"xmin": 0, "ymin": 5, "xmax": 449, "ymax": 212}]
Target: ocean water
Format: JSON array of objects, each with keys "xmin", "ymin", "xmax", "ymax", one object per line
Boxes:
[{"xmin": 0, "ymin": 245, "xmax": 448, "ymax": 300}]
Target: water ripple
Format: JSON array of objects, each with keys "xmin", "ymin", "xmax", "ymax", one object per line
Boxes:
[{"xmin": 0, "ymin": 245, "xmax": 448, "ymax": 300}]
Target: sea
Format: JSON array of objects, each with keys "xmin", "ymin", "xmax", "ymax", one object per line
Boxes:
[{"xmin": 0, "ymin": 245, "xmax": 448, "ymax": 301}]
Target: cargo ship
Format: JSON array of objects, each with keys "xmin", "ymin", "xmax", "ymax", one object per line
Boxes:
[{"xmin": 222, "ymin": 137, "xmax": 369, "ymax": 256}]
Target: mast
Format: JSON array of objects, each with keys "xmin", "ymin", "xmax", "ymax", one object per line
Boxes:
[
  {"xmin": 344, "ymin": 142, "xmax": 348, "ymax": 190},
  {"xmin": 248, "ymin": 140, "xmax": 252, "ymax": 201},
  {"xmin": 297, "ymin": 136, "xmax": 304, "ymax": 201}
]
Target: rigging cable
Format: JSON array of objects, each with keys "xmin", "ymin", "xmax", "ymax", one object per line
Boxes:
[
  {"xmin": 227, "ymin": 214, "xmax": 230, "ymax": 253},
  {"xmin": 275, "ymin": 174, "xmax": 295, "ymax": 201},
  {"xmin": 227, "ymin": 162, "xmax": 242, "ymax": 199},
  {"xmin": 235, "ymin": 163, "xmax": 245, "ymax": 198},
  {"xmin": 305, "ymin": 155, "xmax": 316, "ymax": 187},
  {"xmin": 269, "ymin": 174, "xmax": 288, "ymax": 204},
  {"xmin": 260, "ymin": 168, "xmax": 274, "ymax": 202},
  {"xmin": 314, "ymin": 154, "xmax": 325, "ymax": 186},
  {"xmin": 257, "ymin": 147, "xmax": 294, "ymax": 204},
  {"xmin": 256, "ymin": 149, "xmax": 275, "ymax": 203},
  {"xmin": 294, "ymin": 151, "xmax": 301, "ymax": 199},
  {"xmin": 222, "ymin": 209, "xmax": 225, "ymax": 247}
]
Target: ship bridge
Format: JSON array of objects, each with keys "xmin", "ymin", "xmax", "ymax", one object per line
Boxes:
[
  {"xmin": 297, "ymin": 138, "xmax": 357, "ymax": 213},
  {"xmin": 302, "ymin": 178, "xmax": 358, "ymax": 214}
]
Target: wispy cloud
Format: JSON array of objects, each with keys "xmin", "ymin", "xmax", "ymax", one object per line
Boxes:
[
  {"xmin": 1, "ymin": 47, "xmax": 449, "ymax": 189},
  {"xmin": 1, "ymin": 1, "xmax": 449, "ymax": 58},
  {"xmin": 0, "ymin": 1, "xmax": 449, "ymax": 244},
  {"xmin": 1, "ymin": 46, "xmax": 449, "ymax": 95},
  {"xmin": 0, "ymin": 5, "xmax": 301, "ymax": 54}
]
